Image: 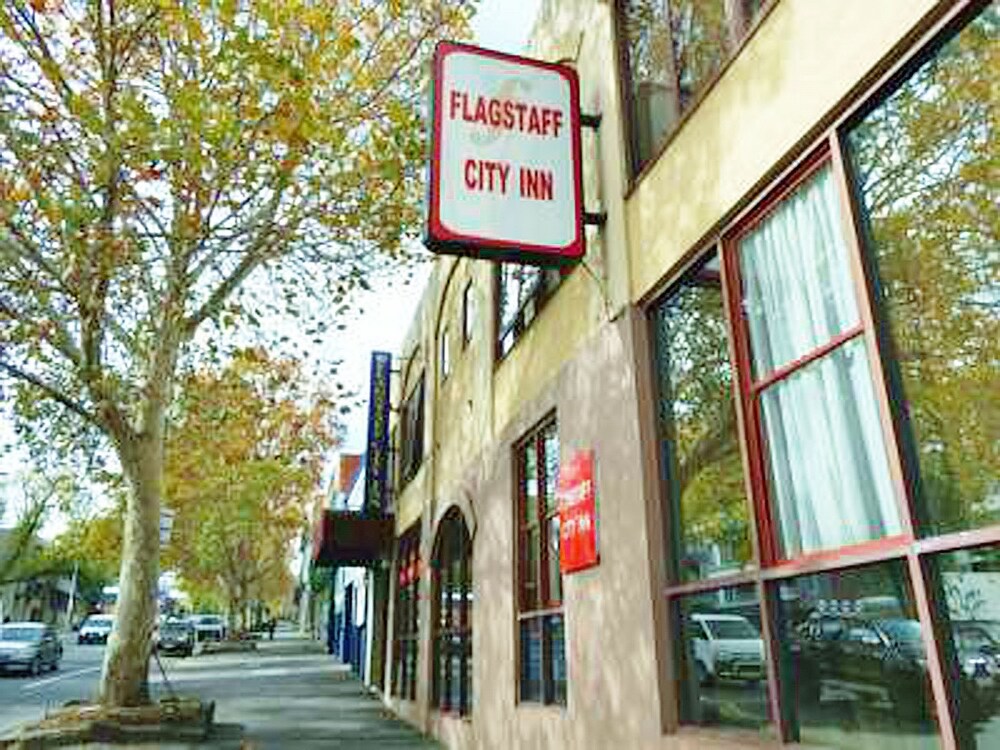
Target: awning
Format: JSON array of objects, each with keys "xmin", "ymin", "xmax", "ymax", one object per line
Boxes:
[{"xmin": 312, "ymin": 509, "xmax": 394, "ymax": 567}]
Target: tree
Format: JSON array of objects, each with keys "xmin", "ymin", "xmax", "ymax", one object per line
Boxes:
[
  {"xmin": 845, "ymin": 6, "xmax": 998, "ymax": 532},
  {"xmin": 163, "ymin": 348, "xmax": 335, "ymax": 632},
  {"xmin": 0, "ymin": 0, "xmax": 474, "ymax": 705},
  {"xmin": 0, "ymin": 472, "xmax": 77, "ymax": 585}
]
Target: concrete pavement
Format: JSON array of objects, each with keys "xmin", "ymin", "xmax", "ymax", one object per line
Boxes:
[{"xmin": 3, "ymin": 629, "xmax": 439, "ymax": 749}]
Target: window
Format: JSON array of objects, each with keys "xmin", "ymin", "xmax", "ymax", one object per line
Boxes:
[
  {"xmin": 462, "ymin": 282, "xmax": 475, "ymax": 346},
  {"xmin": 399, "ymin": 375, "xmax": 425, "ymax": 486},
  {"xmin": 730, "ymin": 162, "xmax": 900, "ymax": 561},
  {"xmin": 675, "ymin": 586, "xmax": 768, "ymax": 730},
  {"xmin": 652, "ymin": 252, "xmax": 752, "ymax": 583},
  {"xmin": 617, "ymin": 0, "xmax": 768, "ymax": 175},
  {"xmin": 440, "ymin": 328, "xmax": 451, "ymax": 381},
  {"xmin": 648, "ymin": 5, "xmax": 998, "ymax": 746},
  {"xmin": 844, "ymin": 4, "xmax": 999, "ymax": 537},
  {"xmin": 775, "ymin": 561, "xmax": 936, "ymax": 746},
  {"xmin": 496, "ymin": 263, "xmax": 564, "ymax": 359},
  {"xmin": 930, "ymin": 544, "xmax": 1000, "ymax": 747},
  {"xmin": 392, "ymin": 526, "xmax": 421, "ymax": 700},
  {"xmin": 516, "ymin": 417, "xmax": 566, "ymax": 705},
  {"xmin": 432, "ymin": 509, "xmax": 473, "ymax": 715}
]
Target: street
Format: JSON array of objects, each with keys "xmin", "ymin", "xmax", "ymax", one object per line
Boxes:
[
  {"xmin": 0, "ymin": 638, "xmax": 105, "ymax": 734},
  {"xmin": 0, "ymin": 630, "xmax": 440, "ymax": 748}
]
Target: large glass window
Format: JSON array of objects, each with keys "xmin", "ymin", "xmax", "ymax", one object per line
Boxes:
[
  {"xmin": 617, "ymin": 0, "xmax": 768, "ymax": 175},
  {"xmin": 930, "ymin": 544, "xmax": 1000, "ymax": 749},
  {"xmin": 776, "ymin": 561, "xmax": 937, "ymax": 749},
  {"xmin": 845, "ymin": 5, "xmax": 999, "ymax": 536},
  {"xmin": 647, "ymin": 4, "xmax": 998, "ymax": 748},
  {"xmin": 675, "ymin": 586, "xmax": 770, "ymax": 732},
  {"xmin": 392, "ymin": 527, "xmax": 421, "ymax": 701},
  {"xmin": 652, "ymin": 253, "xmax": 752, "ymax": 582},
  {"xmin": 496, "ymin": 263, "xmax": 564, "ymax": 359},
  {"xmin": 734, "ymin": 163, "xmax": 901, "ymax": 560},
  {"xmin": 432, "ymin": 510, "xmax": 473, "ymax": 716},
  {"xmin": 517, "ymin": 417, "xmax": 566, "ymax": 705}
]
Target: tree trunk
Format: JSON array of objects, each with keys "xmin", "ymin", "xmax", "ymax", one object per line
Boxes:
[{"xmin": 99, "ymin": 432, "xmax": 163, "ymax": 706}]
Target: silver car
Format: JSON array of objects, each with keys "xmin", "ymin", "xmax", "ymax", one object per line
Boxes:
[{"xmin": 0, "ymin": 622, "xmax": 63, "ymax": 676}]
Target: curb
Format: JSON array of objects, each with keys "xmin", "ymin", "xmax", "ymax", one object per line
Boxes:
[{"xmin": 0, "ymin": 700, "xmax": 215, "ymax": 749}]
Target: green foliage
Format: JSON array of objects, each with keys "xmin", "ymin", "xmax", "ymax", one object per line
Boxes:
[
  {"xmin": 164, "ymin": 348, "xmax": 336, "ymax": 626},
  {"xmin": 846, "ymin": 6, "xmax": 999, "ymax": 533},
  {"xmin": 0, "ymin": 0, "xmax": 476, "ymax": 458}
]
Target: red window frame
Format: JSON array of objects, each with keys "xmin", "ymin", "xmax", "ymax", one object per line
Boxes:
[
  {"xmin": 721, "ymin": 145, "xmax": 912, "ymax": 569},
  {"xmin": 392, "ymin": 526, "xmax": 421, "ymax": 701},
  {"xmin": 515, "ymin": 415, "xmax": 566, "ymax": 705}
]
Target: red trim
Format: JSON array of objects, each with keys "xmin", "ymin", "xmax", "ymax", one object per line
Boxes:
[
  {"xmin": 750, "ymin": 324, "xmax": 865, "ymax": 395},
  {"xmin": 723, "ymin": 230, "xmax": 776, "ymax": 565},
  {"xmin": 727, "ymin": 143, "xmax": 831, "ymax": 249},
  {"xmin": 770, "ymin": 533, "xmax": 912, "ymax": 573},
  {"xmin": 426, "ymin": 41, "xmax": 585, "ymax": 264}
]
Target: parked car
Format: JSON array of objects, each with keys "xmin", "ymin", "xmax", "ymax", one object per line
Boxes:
[
  {"xmin": 157, "ymin": 618, "xmax": 196, "ymax": 657},
  {"xmin": 792, "ymin": 613, "xmax": 929, "ymax": 717},
  {"xmin": 189, "ymin": 614, "xmax": 226, "ymax": 642},
  {"xmin": 690, "ymin": 613, "xmax": 765, "ymax": 684},
  {"xmin": 77, "ymin": 614, "xmax": 115, "ymax": 644},
  {"xmin": 0, "ymin": 622, "xmax": 62, "ymax": 676}
]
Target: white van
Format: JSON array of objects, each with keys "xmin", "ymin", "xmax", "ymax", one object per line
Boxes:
[{"xmin": 690, "ymin": 613, "xmax": 765, "ymax": 684}]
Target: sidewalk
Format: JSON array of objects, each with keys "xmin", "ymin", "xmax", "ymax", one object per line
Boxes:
[{"xmin": 203, "ymin": 631, "xmax": 440, "ymax": 749}]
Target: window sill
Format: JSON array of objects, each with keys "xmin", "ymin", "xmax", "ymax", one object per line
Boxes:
[{"xmin": 673, "ymin": 724, "xmax": 779, "ymax": 749}]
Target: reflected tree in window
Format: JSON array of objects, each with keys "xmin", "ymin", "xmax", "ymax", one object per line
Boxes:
[
  {"xmin": 653, "ymin": 256, "xmax": 751, "ymax": 582},
  {"xmin": 846, "ymin": 5, "xmax": 999, "ymax": 534}
]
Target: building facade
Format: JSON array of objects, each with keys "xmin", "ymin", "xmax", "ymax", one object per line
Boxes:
[{"xmin": 382, "ymin": 1, "xmax": 998, "ymax": 749}]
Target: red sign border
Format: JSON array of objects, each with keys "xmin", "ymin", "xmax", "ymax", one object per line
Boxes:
[{"xmin": 425, "ymin": 40, "xmax": 585, "ymax": 267}]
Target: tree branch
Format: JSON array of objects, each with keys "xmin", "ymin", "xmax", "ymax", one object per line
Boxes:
[{"xmin": 0, "ymin": 359, "xmax": 100, "ymax": 429}]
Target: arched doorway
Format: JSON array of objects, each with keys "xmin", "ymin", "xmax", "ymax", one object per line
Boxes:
[{"xmin": 431, "ymin": 508, "xmax": 473, "ymax": 715}]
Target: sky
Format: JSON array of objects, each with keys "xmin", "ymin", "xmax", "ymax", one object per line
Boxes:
[
  {"xmin": 0, "ymin": 0, "xmax": 543, "ymax": 527},
  {"xmin": 334, "ymin": 0, "xmax": 542, "ymax": 452}
]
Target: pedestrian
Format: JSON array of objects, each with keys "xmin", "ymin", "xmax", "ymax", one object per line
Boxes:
[{"xmin": 268, "ymin": 616, "xmax": 276, "ymax": 641}]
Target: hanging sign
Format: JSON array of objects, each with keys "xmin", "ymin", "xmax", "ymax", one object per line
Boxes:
[
  {"xmin": 425, "ymin": 41, "xmax": 584, "ymax": 266},
  {"xmin": 558, "ymin": 450, "xmax": 599, "ymax": 574},
  {"xmin": 363, "ymin": 351, "xmax": 392, "ymax": 516}
]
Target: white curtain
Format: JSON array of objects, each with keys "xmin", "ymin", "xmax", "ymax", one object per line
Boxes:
[{"xmin": 739, "ymin": 166, "xmax": 900, "ymax": 557}]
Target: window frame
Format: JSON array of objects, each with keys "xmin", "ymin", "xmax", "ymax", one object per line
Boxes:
[
  {"xmin": 614, "ymin": 0, "xmax": 778, "ymax": 183},
  {"xmin": 392, "ymin": 525, "xmax": 422, "ymax": 701},
  {"xmin": 462, "ymin": 281, "xmax": 474, "ymax": 348},
  {"xmin": 431, "ymin": 510, "xmax": 473, "ymax": 716},
  {"xmin": 514, "ymin": 414, "xmax": 567, "ymax": 706},
  {"xmin": 399, "ymin": 374, "xmax": 425, "ymax": 488},
  {"xmin": 643, "ymin": 5, "xmax": 995, "ymax": 744}
]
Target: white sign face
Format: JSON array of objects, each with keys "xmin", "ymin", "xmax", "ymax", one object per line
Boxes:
[{"xmin": 426, "ymin": 42, "xmax": 584, "ymax": 265}]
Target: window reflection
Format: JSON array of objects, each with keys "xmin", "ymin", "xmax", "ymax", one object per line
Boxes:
[
  {"xmin": 652, "ymin": 252, "xmax": 752, "ymax": 582},
  {"xmin": 619, "ymin": 0, "xmax": 766, "ymax": 173},
  {"xmin": 845, "ymin": 4, "xmax": 999, "ymax": 536},
  {"xmin": 676, "ymin": 586, "xmax": 770, "ymax": 731},
  {"xmin": 777, "ymin": 561, "xmax": 937, "ymax": 749},
  {"xmin": 931, "ymin": 545, "xmax": 1000, "ymax": 748}
]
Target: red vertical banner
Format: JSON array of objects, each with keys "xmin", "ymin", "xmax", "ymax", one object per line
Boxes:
[{"xmin": 559, "ymin": 450, "xmax": 599, "ymax": 574}]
